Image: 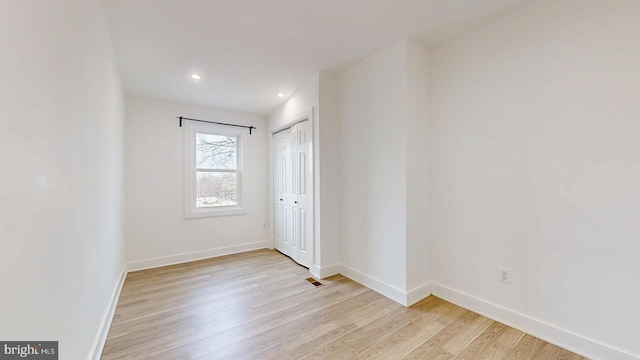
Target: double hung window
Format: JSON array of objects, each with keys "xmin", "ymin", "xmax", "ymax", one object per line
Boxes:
[{"xmin": 184, "ymin": 124, "xmax": 245, "ymax": 217}]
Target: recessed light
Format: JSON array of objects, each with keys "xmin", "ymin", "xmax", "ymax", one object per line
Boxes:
[
  {"xmin": 191, "ymin": 74, "xmax": 201, "ymax": 80},
  {"xmin": 276, "ymin": 93, "xmax": 285, "ymax": 98}
]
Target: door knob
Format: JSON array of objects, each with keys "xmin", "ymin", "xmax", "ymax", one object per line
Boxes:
[
  {"xmin": 279, "ymin": 198, "xmax": 283, "ymax": 201},
  {"xmin": 294, "ymin": 201, "xmax": 298, "ymax": 204}
]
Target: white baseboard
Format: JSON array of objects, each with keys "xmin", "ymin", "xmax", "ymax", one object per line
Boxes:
[
  {"xmin": 406, "ymin": 282, "xmax": 432, "ymax": 306},
  {"xmin": 310, "ymin": 263, "xmax": 341, "ymax": 279},
  {"xmin": 339, "ymin": 265, "xmax": 414, "ymax": 306},
  {"xmin": 431, "ymin": 282, "xmax": 638, "ymax": 360},
  {"xmin": 89, "ymin": 266, "xmax": 126, "ymax": 360},
  {"xmin": 338, "ymin": 265, "xmax": 431, "ymax": 306},
  {"xmin": 309, "ymin": 266, "xmax": 321, "ymax": 279},
  {"xmin": 126, "ymin": 242, "xmax": 269, "ymax": 272}
]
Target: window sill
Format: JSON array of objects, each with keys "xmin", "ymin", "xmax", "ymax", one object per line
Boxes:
[{"xmin": 185, "ymin": 206, "xmax": 247, "ymax": 219}]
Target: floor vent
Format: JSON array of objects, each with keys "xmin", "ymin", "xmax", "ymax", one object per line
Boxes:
[{"xmin": 306, "ymin": 277, "xmax": 323, "ymax": 287}]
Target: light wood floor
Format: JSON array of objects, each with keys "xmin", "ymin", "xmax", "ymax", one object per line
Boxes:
[{"xmin": 102, "ymin": 249, "xmax": 587, "ymax": 360}]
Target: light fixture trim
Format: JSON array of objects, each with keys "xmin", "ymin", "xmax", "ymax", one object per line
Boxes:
[{"xmin": 191, "ymin": 74, "xmax": 201, "ymax": 80}]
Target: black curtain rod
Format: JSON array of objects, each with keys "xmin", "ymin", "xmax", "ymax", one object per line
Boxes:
[{"xmin": 178, "ymin": 116, "xmax": 257, "ymax": 135}]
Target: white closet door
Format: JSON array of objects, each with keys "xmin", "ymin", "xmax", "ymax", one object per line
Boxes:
[
  {"xmin": 273, "ymin": 120, "xmax": 313, "ymax": 268},
  {"xmin": 292, "ymin": 121, "xmax": 313, "ymax": 268},
  {"xmin": 290, "ymin": 125, "xmax": 299, "ymax": 262},
  {"xmin": 274, "ymin": 131, "xmax": 293, "ymax": 257}
]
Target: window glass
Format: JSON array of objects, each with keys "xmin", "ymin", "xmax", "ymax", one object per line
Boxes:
[
  {"xmin": 195, "ymin": 172, "xmax": 238, "ymax": 208},
  {"xmin": 195, "ymin": 134, "xmax": 237, "ymax": 170}
]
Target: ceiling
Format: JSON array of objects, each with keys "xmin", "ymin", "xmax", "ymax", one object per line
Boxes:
[{"xmin": 101, "ymin": 0, "xmax": 532, "ymax": 115}]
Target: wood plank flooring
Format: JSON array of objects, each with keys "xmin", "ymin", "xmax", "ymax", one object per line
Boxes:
[{"xmin": 102, "ymin": 249, "xmax": 587, "ymax": 360}]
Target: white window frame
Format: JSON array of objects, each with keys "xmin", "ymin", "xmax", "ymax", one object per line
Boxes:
[{"xmin": 184, "ymin": 122, "xmax": 247, "ymax": 218}]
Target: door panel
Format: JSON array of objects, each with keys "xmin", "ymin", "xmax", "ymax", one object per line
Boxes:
[
  {"xmin": 299, "ymin": 208, "xmax": 307, "ymax": 252},
  {"xmin": 293, "ymin": 121, "xmax": 313, "ymax": 267},
  {"xmin": 289, "ymin": 126, "xmax": 299, "ymax": 260},
  {"xmin": 273, "ymin": 120, "xmax": 313, "ymax": 268},
  {"xmin": 274, "ymin": 131, "xmax": 292, "ymax": 256},
  {"xmin": 274, "ymin": 137, "xmax": 283, "ymax": 249}
]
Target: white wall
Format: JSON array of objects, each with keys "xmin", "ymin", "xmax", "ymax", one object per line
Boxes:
[
  {"xmin": 317, "ymin": 73, "xmax": 342, "ymax": 271},
  {"xmin": 0, "ymin": 1, "xmax": 125, "ymax": 359},
  {"xmin": 125, "ymin": 96, "xmax": 269, "ymax": 269},
  {"xmin": 338, "ymin": 40, "xmax": 410, "ymax": 295},
  {"xmin": 269, "ymin": 74, "xmax": 320, "ymax": 131},
  {"xmin": 337, "ymin": 38, "xmax": 430, "ymax": 304},
  {"xmin": 405, "ymin": 40, "xmax": 430, "ymax": 294},
  {"xmin": 429, "ymin": 0, "xmax": 640, "ymax": 358}
]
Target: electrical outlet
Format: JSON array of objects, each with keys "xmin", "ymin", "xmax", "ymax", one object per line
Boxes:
[{"xmin": 499, "ymin": 267, "xmax": 511, "ymax": 284}]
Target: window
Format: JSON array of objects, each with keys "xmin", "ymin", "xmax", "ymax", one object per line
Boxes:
[{"xmin": 184, "ymin": 123, "xmax": 246, "ymax": 218}]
